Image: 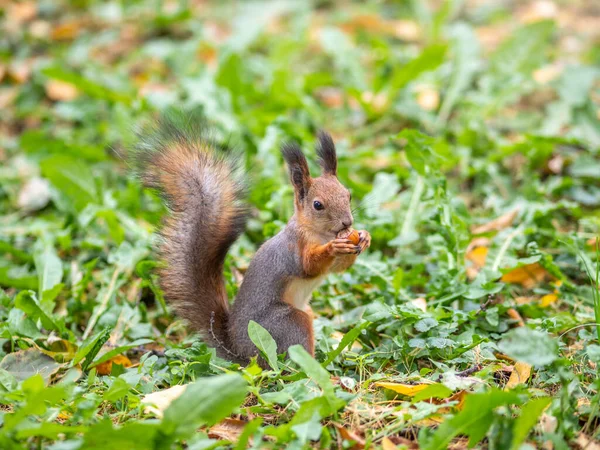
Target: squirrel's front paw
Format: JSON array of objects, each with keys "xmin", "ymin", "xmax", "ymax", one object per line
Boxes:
[
  {"xmin": 357, "ymin": 230, "xmax": 371, "ymax": 254},
  {"xmin": 330, "ymin": 238, "xmax": 360, "ymax": 255}
]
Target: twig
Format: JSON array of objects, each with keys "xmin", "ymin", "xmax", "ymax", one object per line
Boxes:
[
  {"xmin": 456, "ymin": 364, "xmax": 482, "ymax": 377},
  {"xmin": 476, "ymin": 294, "xmax": 496, "ymax": 316},
  {"xmin": 210, "ymin": 311, "xmax": 240, "ymax": 358}
]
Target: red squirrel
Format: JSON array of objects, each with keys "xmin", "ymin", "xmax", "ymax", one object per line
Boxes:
[{"xmin": 134, "ymin": 117, "xmax": 371, "ymax": 363}]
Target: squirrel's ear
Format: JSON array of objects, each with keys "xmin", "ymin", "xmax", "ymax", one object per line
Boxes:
[
  {"xmin": 316, "ymin": 131, "xmax": 337, "ymax": 176},
  {"xmin": 281, "ymin": 143, "xmax": 311, "ymax": 201}
]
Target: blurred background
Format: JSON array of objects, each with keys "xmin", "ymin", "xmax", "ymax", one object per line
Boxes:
[{"xmin": 1, "ymin": 0, "xmax": 600, "ymax": 448}]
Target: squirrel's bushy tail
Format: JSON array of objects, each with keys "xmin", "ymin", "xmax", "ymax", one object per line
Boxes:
[{"xmin": 132, "ymin": 114, "xmax": 248, "ymax": 356}]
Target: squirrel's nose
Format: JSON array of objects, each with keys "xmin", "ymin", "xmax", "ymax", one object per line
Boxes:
[{"xmin": 342, "ymin": 217, "xmax": 353, "ymax": 229}]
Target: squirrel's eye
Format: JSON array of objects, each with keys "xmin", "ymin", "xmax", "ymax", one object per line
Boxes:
[{"xmin": 313, "ymin": 200, "xmax": 324, "ymax": 211}]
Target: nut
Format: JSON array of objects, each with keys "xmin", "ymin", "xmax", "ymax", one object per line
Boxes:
[{"xmin": 337, "ymin": 228, "xmax": 360, "ymax": 245}]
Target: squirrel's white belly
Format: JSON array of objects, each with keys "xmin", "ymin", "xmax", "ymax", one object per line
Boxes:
[{"xmin": 283, "ymin": 276, "xmax": 326, "ymax": 311}]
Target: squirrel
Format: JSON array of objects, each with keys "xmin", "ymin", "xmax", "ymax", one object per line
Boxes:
[{"xmin": 133, "ymin": 116, "xmax": 371, "ymax": 363}]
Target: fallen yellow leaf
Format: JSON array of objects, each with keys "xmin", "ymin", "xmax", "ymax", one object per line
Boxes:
[
  {"xmin": 501, "ymin": 263, "xmax": 550, "ymax": 289},
  {"xmin": 95, "ymin": 354, "xmax": 131, "ymax": 375},
  {"xmin": 375, "ymin": 382, "xmax": 431, "ymax": 396},
  {"xmin": 540, "ymin": 293, "xmax": 558, "ymax": 307},
  {"xmin": 505, "ymin": 361, "xmax": 532, "ymax": 389},
  {"xmin": 466, "ymin": 246, "xmax": 489, "ymax": 268}
]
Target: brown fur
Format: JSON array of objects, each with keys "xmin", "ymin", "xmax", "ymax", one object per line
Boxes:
[{"xmin": 136, "ymin": 124, "xmax": 369, "ymax": 364}]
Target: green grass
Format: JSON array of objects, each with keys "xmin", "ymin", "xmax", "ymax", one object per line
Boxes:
[{"xmin": 1, "ymin": 0, "xmax": 600, "ymax": 448}]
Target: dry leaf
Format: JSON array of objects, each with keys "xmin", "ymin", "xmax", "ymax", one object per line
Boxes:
[
  {"xmin": 466, "ymin": 246, "xmax": 488, "ymax": 268},
  {"xmin": 575, "ymin": 433, "xmax": 600, "ymax": 450},
  {"xmin": 8, "ymin": 2, "xmax": 37, "ymax": 24},
  {"xmin": 391, "ymin": 20, "xmax": 420, "ymax": 41},
  {"xmin": 505, "ymin": 361, "xmax": 532, "ymax": 389},
  {"xmin": 8, "ymin": 61, "xmax": 32, "ymax": 84},
  {"xmin": 534, "ymin": 64, "xmax": 563, "ymax": 84},
  {"xmin": 540, "ymin": 413, "xmax": 557, "ymax": 433},
  {"xmin": 29, "ymin": 20, "xmax": 51, "ymax": 39},
  {"xmin": 340, "ymin": 15, "xmax": 420, "ymax": 41},
  {"xmin": 0, "ymin": 88, "xmax": 18, "ymax": 109},
  {"xmin": 382, "ymin": 436, "xmax": 397, "ymax": 450},
  {"xmin": 501, "ymin": 263, "xmax": 551, "ymax": 288},
  {"xmin": 17, "ymin": 177, "xmax": 51, "ymax": 212},
  {"xmin": 375, "ymin": 382, "xmax": 431, "ymax": 396},
  {"xmin": 45, "ymin": 80, "xmax": 79, "ymax": 101},
  {"xmin": 52, "ymin": 21, "xmax": 81, "ymax": 41},
  {"xmin": 334, "ymin": 424, "xmax": 365, "ymax": 449},
  {"xmin": 209, "ymin": 418, "xmax": 247, "ymax": 441},
  {"xmin": 471, "ymin": 209, "xmax": 519, "ymax": 234},
  {"xmin": 547, "ymin": 154, "xmax": 564, "ymax": 174},
  {"xmin": 316, "ymin": 87, "xmax": 344, "ymax": 108},
  {"xmin": 57, "ymin": 411, "xmax": 71, "ymax": 421},
  {"xmin": 506, "ymin": 308, "xmax": 525, "ymax": 327},
  {"xmin": 361, "ymin": 91, "xmax": 388, "ymax": 112},
  {"xmin": 95, "ymin": 354, "xmax": 132, "ymax": 375},
  {"xmin": 435, "ymin": 390, "xmax": 468, "ymax": 416},
  {"xmin": 142, "ymin": 384, "xmax": 188, "ymax": 418},
  {"xmin": 466, "ymin": 238, "xmax": 490, "ymax": 279},
  {"xmin": 416, "ymin": 86, "xmax": 440, "ymax": 111},
  {"xmin": 540, "ymin": 294, "xmax": 558, "ymax": 307},
  {"xmin": 410, "ymin": 297, "xmax": 427, "ymax": 312},
  {"xmin": 520, "ymin": 0, "xmax": 558, "ymax": 23},
  {"xmin": 197, "ymin": 43, "xmax": 217, "ymax": 68}
]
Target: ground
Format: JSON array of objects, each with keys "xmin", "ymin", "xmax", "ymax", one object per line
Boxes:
[{"xmin": 0, "ymin": 0, "xmax": 599, "ymax": 449}]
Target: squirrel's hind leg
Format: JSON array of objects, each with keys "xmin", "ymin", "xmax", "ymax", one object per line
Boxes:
[{"xmin": 263, "ymin": 304, "xmax": 315, "ymax": 358}]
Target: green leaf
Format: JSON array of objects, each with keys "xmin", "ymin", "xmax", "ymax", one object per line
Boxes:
[
  {"xmin": 288, "ymin": 345, "xmax": 334, "ymax": 398},
  {"xmin": 389, "ymin": 43, "xmax": 447, "ymax": 93},
  {"xmin": 421, "ymin": 389, "xmax": 520, "ymax": 450},
  {"xmin": 20, "ymin": 130, "xmax": 107, "ymax": 161},
  {"xmin": 161, "ymin": 374, "xmax": 248, "ymax": 438},
  {"xmin": 489, "ymin": 20, "xmax": 555, "ymax": 77},
  {"xmin": 90, "ymin": 339, "xmax": 154, "ymax": 367},
  {"xmin": 437, "ymin": 24, "xmax": 479, "ymax": 124},
  {"xmin": 34, "ymin": 244, "xmax": 63, "ymax": 306},
  {"xmin": 103, "ymin": 377, "xmax": 131, "ymax": 402},
  {"xmin": 498, "ymin": 328, "xmax": 558, "ymax": 367},
  {"xmin": 511, "ymin": 397, "xmax": 552, "ymax": 449},
  {"xmin": 15, "ymin": 422, "xmax": 88, "ymax": 440},
  {"xmin": 322, "ymin": 322, "xmax": 369, "ymax": 366},
  {"xmin": 42, "ymin": 66, "xmax": 133, "ymax": 104},
  {"xmin": 395, "ymin": 129, "xmax": 451, "ymax": 176},
  {"xmin": 73, "ymin": 327, "xmax": 112, "ymax": 371},
  {"xmin": 108, "ymin": 241, "xmax": 148, "ymax": 273},
  {"xmin": 248, "ymin": 320, "xmax": 279, "ymax": 371},
  {"xmin": 0, "ymin": 349, "xmax": 61, "ymax": 383},
  {"xmin": 412, "ymin": 383, "xmax": 453, "ymax": 402},
  {"xmin": 81, "ymin": 420, "xmax": 160, "ymax": 450},
  {"xmin": 14, "ymin": 291, "xmax": 60, "ymax": 331},
  {"xmin": 40, "ymin": 154, "xmax": 99, "ymax": 212},
  {"xmin": 0, "ymin": 240, "xmax": 34, "ymax": 264}
]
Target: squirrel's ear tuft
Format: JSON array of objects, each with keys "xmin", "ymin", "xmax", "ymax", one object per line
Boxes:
[
  {"xmin": 281, "ymin": 143, "xmax": 311, "ymax": 201},
  {"xmin": 316, "ymin": 131, "xmax": 337, "ymax": 176}
]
